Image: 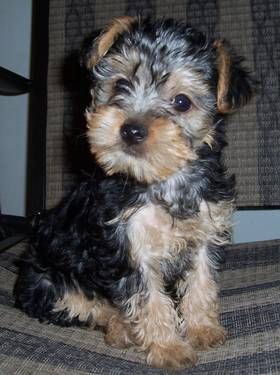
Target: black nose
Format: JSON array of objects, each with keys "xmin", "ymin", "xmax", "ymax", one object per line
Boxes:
[{"xmin": 120, "ymin": 122, "xmax": 148, "ymax": 145}]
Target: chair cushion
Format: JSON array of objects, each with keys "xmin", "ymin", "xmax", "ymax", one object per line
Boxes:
[{"xmin": 0, "ymin": 240, "xmax": 279, "ymax": 374}]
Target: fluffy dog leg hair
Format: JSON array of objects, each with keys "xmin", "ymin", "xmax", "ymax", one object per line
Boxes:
[
  {"xmin": 179, "ymin": 245, "xmax": 226, "ymax": 349},
  {"xmin": 124, "ymin": 279, "xmax": 197, "ymax": 369}
]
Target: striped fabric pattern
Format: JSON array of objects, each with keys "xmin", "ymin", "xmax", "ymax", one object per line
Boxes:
[
  {"xmin": 0, "ymin": 240, "xmax": 279, "ymax": 374},
  {"xmin": 46, "ymin": 0, "xmax": 280, "ymax": 209}
]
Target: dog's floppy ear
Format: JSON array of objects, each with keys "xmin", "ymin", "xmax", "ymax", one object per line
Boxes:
[
  {"xmin": 82, "ymin": 16, "xmax": 137, "ymax": 71},
  {"xmin": 214, "ymin": 40, "xmax": 254, "ymax": 113}
]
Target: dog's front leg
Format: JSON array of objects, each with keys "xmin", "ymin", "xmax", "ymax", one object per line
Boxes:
[
  {"xmin": 179, "ymin": 245, "xmax": 226, "ymax": 349},
  {"xmin": 126, "ymin": 282, "xmax": 197, "ymax": 369}
]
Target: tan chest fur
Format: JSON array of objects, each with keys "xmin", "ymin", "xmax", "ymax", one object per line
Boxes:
[{"xmin": 126, "ymin": 200, "xmax": 233, "ymax": 269}]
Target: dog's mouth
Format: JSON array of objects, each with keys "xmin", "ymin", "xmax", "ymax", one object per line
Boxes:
[{"xmin": 121, "ymin": 143, "xmax": 146, "ymax": 157}]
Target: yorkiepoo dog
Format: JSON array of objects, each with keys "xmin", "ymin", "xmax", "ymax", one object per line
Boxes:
[{"xmin": 15, "ymin": 17, "xmax": 253, "ymax": 368}]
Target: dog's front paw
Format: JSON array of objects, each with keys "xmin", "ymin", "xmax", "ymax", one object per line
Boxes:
[
  {"xmin": 147, "ymin": 341, "xmax": 197, "ymax": 369},
  {"xmin": 188, "ymin": 324, "xmax": 227, "ymax": 350}
]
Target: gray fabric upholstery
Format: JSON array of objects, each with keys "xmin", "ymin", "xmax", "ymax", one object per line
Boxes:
[{"xmin": 0, "ymin": 240, "xmax": 279, "ymax": 374}]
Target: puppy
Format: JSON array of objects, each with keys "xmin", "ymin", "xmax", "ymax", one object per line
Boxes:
[{"xmin": 15, "ymin": 17, "xmax": 253, "ymax": 368}]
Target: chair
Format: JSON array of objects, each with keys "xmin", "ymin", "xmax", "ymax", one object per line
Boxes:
[{"xmin": 0, "ymin": 1, "xmax": 279, "ymax": 373}]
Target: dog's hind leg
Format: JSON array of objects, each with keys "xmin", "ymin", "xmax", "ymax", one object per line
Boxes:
[
  {"xmin": 14, "ymin": 262, "xmax": 67, "ymax": 324},
  {"xmin": 15, "ymin": 261, "xmax": 93, "ymax": 327},
  {"xmin": 53, "ymin": 288, "xmax": 135, "ymax": 348}
]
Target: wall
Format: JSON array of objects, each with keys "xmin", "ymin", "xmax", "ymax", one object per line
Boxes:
[
  {"xmin": 233, "ymin": 210, "xmax": 280, "ymax": 243},
  {"xmin": 0, "ymin": 0, "xmax": 32, "ymax": 216}
]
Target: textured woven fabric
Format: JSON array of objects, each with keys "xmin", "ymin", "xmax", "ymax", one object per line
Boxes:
[
  {"xmin": 46, "ymin": 0, "xmax": 280, "ymax": 209},
  {"xmin": 0, "ymin": 240, "xmax": 279, "ymax": 374}
]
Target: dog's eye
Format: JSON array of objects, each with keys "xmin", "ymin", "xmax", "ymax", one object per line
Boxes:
[
  {"xmin": 172, "ymin": 94, "xmax": 192, "ymax": 112},
  {"xmin": 114, "ymin": 78, "xmax": 131, "ymax": 94}
]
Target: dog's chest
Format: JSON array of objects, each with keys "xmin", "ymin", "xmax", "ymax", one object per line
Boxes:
[
  {"xmin": 126, "ymin": 204, "xmax": 185, "ymax": 267},
  {"xmin": 124, "ymin": 199, "xmax": 232, "ymax": 270}
]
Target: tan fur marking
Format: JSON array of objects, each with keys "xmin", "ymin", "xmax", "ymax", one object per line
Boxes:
[
  {"xmin": 127, "ymin": 288, "xmax": 197, "ymax": 369},
  {"xmin": 53, "ymin": 290, "xmax": 116, "ymax": 327},
  {"xmin": 187, "ymin": 324, "xmax": 227, "ymax": 349},
  {"xmin": 87, "ymin": 107, "xmax": 196, "ymax": 183},
  {"xmin": 104, "ymin": 314, "xmax": 134, "ymax": 349},
  {"xmin": 214, "ymin": 40, "xmax": 232, "ymax": 113},
  {"xmin": 127, "ymin": 204, "xmax": 172, "ymax": 266},
  {"xmin": 179, "ymin": 244, "xmax": 227, "ymax": 349},
  {"xmin": 86, "ymin": 105, "xmax": 126, "ymax": 164},
  {"xmin": 86, "ymin": 105, "xmax": 126, "ymax": 135},
  {"xmin": 92, "ymin": 301, "xmax": 118, "ymax": 327},
  {"xmin": 202, "ymin": 129, "xmax": 215, "ymax": 149},
  {"xmin": 148, "ymin": 341, "xmax": 197, "ymax": 369},
  {"xmin": 145, "ymin": 118, "xmax": 196, "ymax": 180},
  {"xmin": 127, "ymin": 200, "xmax": 233, "ymax": 268},
  {"xmin": 87, "ymin": 16, "xmax": 137, "ymax": 69},
  {"xmin": 54, "ymin": 290, "xmax": 95, "ymax": 322},
  {"xmin": 132, "ymin": 293, "xmax": 179, "ymax": 347}
]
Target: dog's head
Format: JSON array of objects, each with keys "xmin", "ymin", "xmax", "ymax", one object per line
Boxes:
[{"xmin": 84, "ymin": 17, "xmax": 253, "ymax": 184}]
